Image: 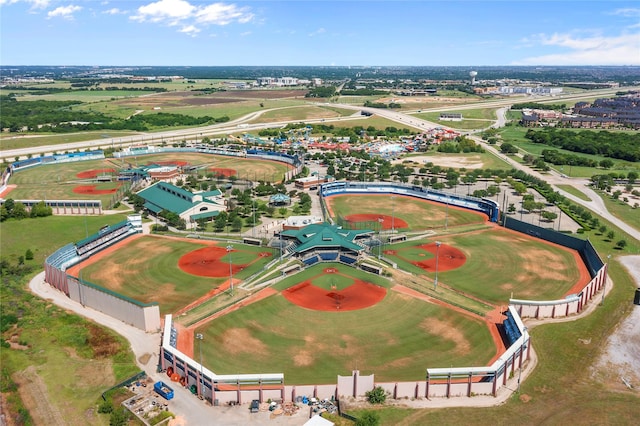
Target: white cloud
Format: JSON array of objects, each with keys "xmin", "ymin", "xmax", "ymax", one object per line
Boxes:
[
  {"xmin": 240, "ymin": 31, "xmax": 251, "ymax": 36},
  {"xmin": 131, "ymin": 0, "xmax": 195, "ymax": 23},
  {"xmin": 47, "ymin": 4, "xmax": 82, "ymax": 20},
  {"xmin": 609, "ymin": 8, "xmax": 640, "ymax": 17},
  {"xmin": 130, "ymin": 0, "xmax": 253, "ymax": 34},
  {"xmin": 196, "ymin": 3, "xmax": 253, "ymax": 25},
  {"xmin": 514, "ymin": 32, "xmax": 640, "ymax": 65},
  {"xmin": 0, "ymin": 0, "xmax": 50, "ymax": 9},
  {"xmin": 103, "ymin": 7, "xmax": 125, "ymax": 15},
  {"xmin": 179, "ymin": 24, "xmax": 200, "ymax": 36}
]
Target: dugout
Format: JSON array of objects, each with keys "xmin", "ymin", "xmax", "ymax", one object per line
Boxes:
[
  {"xmin": 243, "ymin": 237, "xmax": 262, "ymax": 246},
  {"xmin": 388, "ymin": 234, "xmax": 407, "ymax": 243}
]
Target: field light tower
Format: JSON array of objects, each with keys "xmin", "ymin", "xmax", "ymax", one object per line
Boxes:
[
  {"xmin": 226, "ymin": 244, "xmax": 233, "ymax": 296},
  {"xmin": 469, "ymin": 70, "xmax": 478, "ymax": 85},
  {"xmin": 434, "ymin": 241, "xmax": 442, "ymax": 291},
  {"xmin": 195, "ymin": 333, "xmax": 204, "ymax": 397}
]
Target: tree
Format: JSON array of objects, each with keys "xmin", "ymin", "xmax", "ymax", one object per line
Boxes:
[
  {"xmin": 599, "ymin": 159, "xmax": 614, "ymax": 169},
  {"xmin": 278, "ymin": 207, "xmax": 287, "ymax": 217},
  {"xmin": 365, "ymin": 386, "xmax": 387, "ymax": 404},
  {"xmin": 541, "ymin": 211, "xmax": 558, "ymax": 222},
  {"xmin": 25, "ymin": 249, "xmax": 34, "ymax": 260},
  {"xmin": 231, "ymin": 216, "xmax": 243, "ymax": 232},
  {"xmin": 598, "ymin": 225, "xmax": 607, "ymax": 235},
  {"xmin": 11, "ymin": 202, "xmax": 28, "ymax": 219},
  {"xmin": 606, "ymin": 230, "xmax": 615, "ymax": 241},
  {"xmin": 508, "ymin": 203, "xmax": 516, "ymax": 214},
  {"xmin": 616, "ymin": 239, "xmax": 627, "ymax": 249},
  {"xmin": 355, "ymin": 411, "xmax": 381, "ymax": 426}
]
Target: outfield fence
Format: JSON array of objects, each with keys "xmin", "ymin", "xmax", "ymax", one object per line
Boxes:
[
  {"xmin": 44, "ymin": 215, "xmax": 160, "ymax": 332},
  {"xmin": 504, "ymin": 217, "xmax": 608, "ymax": 319}
]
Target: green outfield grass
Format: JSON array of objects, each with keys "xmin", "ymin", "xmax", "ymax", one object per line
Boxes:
[
  {"xmin": 79, "ymin": 236, "xmax": 273, "ymax": 315},
  {"xmin": 326, "ymin": 194, "xmax": 487, "ymax": 231},
  {"xmin": 385, "ymin": 229, "xmax": 585, "ymax": 304},
  {"xmin": 195, "ymin": 288, "xmax": 495, "ymax": 384},
  {"xmin": 402, "ymin": 150, "xmax": 513, "ymax": 171}
]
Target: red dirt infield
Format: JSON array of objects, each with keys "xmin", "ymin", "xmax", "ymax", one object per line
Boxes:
[
  {"xmin": 72, "ymin": 184, "xmax": 119, "ymax": 195},
  {"xmin": 210, "ymin": 167, "xmax": 237, "ymax": 177},
  {"xmin": 413, "ymin": 243, "xmax": 466, "ymax": 272},
  {"xmin": 178, "ymin": 246, "xmax": 247, "ymax": 278},
  {"xmin": 283, "ymin": 280, "xmax": 386, "ymax": 311},
  {"xmin": 76, "ymin": 168, "xmax": 116, "ymax": 179},
  {"xmin": 344, "ymin": 214, "xmax": 408, "ymax": 230}
]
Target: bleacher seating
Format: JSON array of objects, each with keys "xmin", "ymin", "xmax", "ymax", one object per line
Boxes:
[
  {"xmin": 46, "ymin": 243, "xmax": 79, "ymax": 271},
  {"xmin": 76, "ymin": 221, "xmax": 132, "ymax": 256},
  {"xmin": 339, "ymin": 255, "xmax": 357, "ymax": 265},
  {"xmin": 303, "ymin": 256, "xmax": 319, "ymax": 266},
  {"xmin": 503, "ymin": 311, "xmax": 522, "ymax": 346},
  {"xmin": 318, "ymin": 251, "xmax": 339, "ymax": 261}
]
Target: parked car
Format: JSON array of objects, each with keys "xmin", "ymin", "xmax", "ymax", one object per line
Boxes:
[{"xmin": 250, "ymin": 399, "xmax": 260, "ymax": 413}]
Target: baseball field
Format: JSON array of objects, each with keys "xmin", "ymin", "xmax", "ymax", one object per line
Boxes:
[
  {"xmin": 71, "ymin": 235, "xmax": 275, "ymax": 315},
  {"xmin": 5, "ymin": 153, "xmax": 292, "ymax": 204},
  {"xmin": 193, "ymin": 263, "xmax": 496, "ymax": 384}
]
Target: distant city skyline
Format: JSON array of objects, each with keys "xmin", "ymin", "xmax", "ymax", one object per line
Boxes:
[{"xmin": 1, "ymin": 0, "xmax": 639, "ymax": 66}]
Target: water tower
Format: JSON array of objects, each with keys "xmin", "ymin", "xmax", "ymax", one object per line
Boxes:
[{"xmin": 469, "ymin": 70, "xmax": 478, "ymax": 85}]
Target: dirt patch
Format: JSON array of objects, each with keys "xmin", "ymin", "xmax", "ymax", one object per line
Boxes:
[
  {"xmin": 220, "ymin": 328, "xmax": 267, "ymax": 355},
  {"xmin": 72, "ymin": 184, "xmax": 119, "ymax": 195},
  {"xmin": 283, "ymin": 280, "xmax": 386, "ymax": 312},
  {"xmin": 209, "ymin": 167, "xmax": 237, "ymax": 177},
  {"xmin": 292, "ymin": 350, "xmax": 314, "ymax": 367},
  {"xmin": 420, "ymin": 317, "xmax": 471, "ymax": 354},
  {"xmin": 344, "ymin": 213, "xmax": 409, "ymax": 230},
  {"xmin": 12, "ymin": 366, "xmax": 66, "ymax": 426},
  {"xmin": 76, "ymin": 168, "xmax": 116, "ymax": 179},
  {"xmin": 395, "ymin": 155, "xmax": 484, "ymax": 170}
]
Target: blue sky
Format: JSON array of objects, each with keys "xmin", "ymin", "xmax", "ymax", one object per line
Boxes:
[{"xmin": 1, "ymin": 0, "xmax": 639, "ymax": 66}]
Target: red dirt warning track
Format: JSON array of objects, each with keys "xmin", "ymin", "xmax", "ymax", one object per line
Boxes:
[
  {"xmin": 283, "ymin": 280, "xmax": 386, "ymax": 311},
  {"xmin": 178, "ymin": 246, "xmax": 248, "ymax": 277},
  {"xmin": 344, "ymin": 214, "xmax": 408, "ymax": 230},
  {"xmin": 150, "ymin": 161, "xmax": 189, "ymax": 167},
  {"xmin": 72, "ymin": 185, "xmax": 119, "ymax": 195}
]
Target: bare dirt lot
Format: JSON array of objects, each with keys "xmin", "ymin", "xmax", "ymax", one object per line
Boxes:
[
  {"xmin": 592, "ymin": 255, "xmax": 640, "ymax": 390},
  {"xmin": 393, "ymin": 154, "xmax": 485, "ymax": 169}
]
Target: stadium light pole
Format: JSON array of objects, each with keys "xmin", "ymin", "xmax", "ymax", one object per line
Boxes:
[
  {"xmin": 517, "ymin": 327, "xmax": 527, "ymax": 393},
  {"xmin": 195, "ymin": 333, "xmax": 204, "ymax": 397},
  {"xmin": 391, "ymin": 195, "xmax": 396, "ymax": 234},
  {"xmin": 226, "ymin": 244, "xmax": 233, "ymax": 296},
  {"xmin": 445, "ymin": 199, "xmax": 449, "ymax": 230},
  {"xmin": 434, "ymin": 241, "xmax": 442, "ymax": 291},
  {"xmin": 601, "ymin": 254, "xmax": 611, "ymax": 306}
]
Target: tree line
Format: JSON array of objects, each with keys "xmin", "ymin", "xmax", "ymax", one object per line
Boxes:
[
  {"xmin": 525, "ymin": 128, "xmax": 640, "ymax": 162},
  {"xmin": 0, "ymin": 97, "xmax": 228, "ymax": 132}
]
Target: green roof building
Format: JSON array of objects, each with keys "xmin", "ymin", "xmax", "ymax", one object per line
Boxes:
[{"xmin": 137, "ymin": 182, "xmax": 226, "ymax": 228}]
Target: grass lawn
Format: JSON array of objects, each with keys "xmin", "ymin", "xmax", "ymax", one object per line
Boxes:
[
  {"xmin": 595, "ymin": 190, "xmax": 640, "ymax": 233},
  {"xmin": 0, "ymin": 130, "xmax": 140, "ymax": 151},
  {"xmin": 272, "ymin": 263, "xmax": 391, "ymax": 291},
  {"xmin": 196, "ymin": 290, "xmax": 494, "ymax": 384},
  {"xmin": 326, "ymin": 194, "xmax": 487, "ymax": 231},
  {"xmin": 17, "ymin": 90, "xmax": 157, "ymax": 103},
  {"xmin": 247, "ymin": 105, "xmax": 343, "ymax": 123},
  {"xmin": 556, "ymin": 184, "xmax": 592, "ymax": 201},
  {"xmin": 402, "ymin": 150, "xmax": 513, "ymax": 171}
]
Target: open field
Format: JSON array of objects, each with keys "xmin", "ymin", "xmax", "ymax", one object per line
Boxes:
[
  {"xmin": 0, "ymin": 130, "xmax": 140, "ymax": 152},
  {"xmin": 246, "ymin": 105, "xmax": 345, "ymax": 123},
  {"xmin": 195, "ymin": 263, "xmax": 494, "ymax": 384},
  {"xmin": 384, "ymin": 228, "xmax": 590, "ymax": 304},
  {"xmin": 325, "ymin": 194, "xmax": 488, "ymax": 231},
  {"xmin": 556, "ymin": 184, "xmax": 592, "ymax": 201},
  {"xmin": 74, "ymin": 235, "xmax": 274, "ymax": 315},
  {"xmin": 399, "ymin": 150, "xmax": 512, "ymax": 171}
]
